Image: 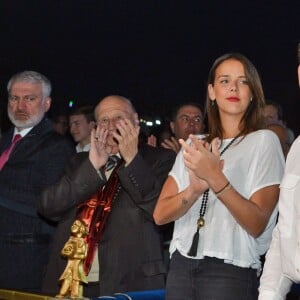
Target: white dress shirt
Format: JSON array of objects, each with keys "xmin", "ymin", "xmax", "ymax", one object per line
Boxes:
[
  {"xmin": 76, "ymin": 143, "xmax": 90, "ymax": 153},
  {"xmin": 14, "ymin": 127, "xmax": 33, "ymax": 138},
  {"xmin": 259, "ymin": 136, "xmax": 300, "ymax": 299}
]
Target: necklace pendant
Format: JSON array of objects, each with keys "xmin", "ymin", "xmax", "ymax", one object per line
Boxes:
[{"xmin": 197, "ymin": 217, "xmax": 205, "ymax": 228}]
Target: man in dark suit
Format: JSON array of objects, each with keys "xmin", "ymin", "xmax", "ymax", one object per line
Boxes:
[
  {"xmin": 39, "ymin": 95, "xmax": 176, "ymax": 297},
  {"xmin": 0, "ymin": 71, "xmax": 75, "ymax": 292}
]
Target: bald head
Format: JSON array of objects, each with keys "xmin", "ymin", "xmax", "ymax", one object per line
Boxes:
[{"xmin": 95, "ymin": 95, "xmax": 135, "ymax": 117}]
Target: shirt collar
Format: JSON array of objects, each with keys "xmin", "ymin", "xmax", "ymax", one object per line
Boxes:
[
  {"xmin": 76, "ymin": 143, "xmax": 91, "ymax": 153},
  {"xmin": 14, "ymin": 127, "xmax": 33, "ymax": 138}
]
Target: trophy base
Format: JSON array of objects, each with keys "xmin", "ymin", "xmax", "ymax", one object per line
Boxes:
[{"xmin": 49, "ymin": 297, "xmax": 90, "ymax": 300}]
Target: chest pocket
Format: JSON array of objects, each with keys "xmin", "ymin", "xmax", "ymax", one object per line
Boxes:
[{"xmin": 278, "ymin": 173, "xmax": 300, "ymax": 237}]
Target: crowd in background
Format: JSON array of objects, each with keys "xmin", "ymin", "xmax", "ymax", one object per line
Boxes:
[{"xmin": 0, "ymin": 44, "xmax": 299, "ymax": 300}]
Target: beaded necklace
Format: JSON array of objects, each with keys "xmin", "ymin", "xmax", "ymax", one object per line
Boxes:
[{"xmin": 188, "ymin": 136, "xmax": 239, "ymax": 256}]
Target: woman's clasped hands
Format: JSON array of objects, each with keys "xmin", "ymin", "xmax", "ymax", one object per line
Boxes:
[{"xmin": 179, "ymin": 134, "xmax": 224, "ymax": 194}]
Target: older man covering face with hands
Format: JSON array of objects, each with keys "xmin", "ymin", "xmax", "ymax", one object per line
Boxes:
[{"xmin": 39, "ymin": 95, "xmax": 176, "ymax": 298}]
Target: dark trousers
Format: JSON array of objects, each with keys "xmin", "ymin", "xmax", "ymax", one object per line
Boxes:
[
  {"xmin": 0, "ymin": 205, "xmax": 53, "ymax": 293},
  {"xmin": 83, "ymin": 281, "xmax": 100, "ymax": 298},
  {"xmin": 166, "ymin": 250, "xmax": 258, "ymax": 300}
]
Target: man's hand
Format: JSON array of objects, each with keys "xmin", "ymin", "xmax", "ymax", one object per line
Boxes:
[
  {"xmin": 89, "ymin": 126, "xmax": 110, "ymax": 170},
  {"xmin": 161, "ymin": 136, "xmax": 181, "ymax": 153},
  {"xmin": 113, "ymin": 119, "xmax": 140, "ymax": 165},
  {"xmin": 147, "ymin": 134, "xmax": 157, "ymax": 147}
]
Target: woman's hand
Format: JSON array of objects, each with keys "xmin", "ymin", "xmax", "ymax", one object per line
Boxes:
[
  {"xmin": 180, "ymin": 135, "xmax": 223, "ymax": 182},
  {"xmin": 187, "ymin": 168, "xmax": 209, "ymax": 195}
]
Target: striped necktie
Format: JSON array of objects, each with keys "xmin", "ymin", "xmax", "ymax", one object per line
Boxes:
[
  {"xmin": 105, "ymin": 155, "xmax": 120, "ymax": 172},
  {"xmin": 0, "ymin": 134, "xmax": 22, "ymax": 170}
]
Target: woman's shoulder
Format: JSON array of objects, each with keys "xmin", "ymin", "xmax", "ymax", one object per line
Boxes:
[
  {"xmin": 246, "ymin": 129, "xmax": 278, "ymax": 142},
  {"xmin": 240, "ymin": 130, "xmax": 282, "ymax": 154}
]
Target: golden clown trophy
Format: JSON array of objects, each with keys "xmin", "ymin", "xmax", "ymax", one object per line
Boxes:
[{"xmin": 55, "ymin": 219, "xmax": 89, "ymax": 300}]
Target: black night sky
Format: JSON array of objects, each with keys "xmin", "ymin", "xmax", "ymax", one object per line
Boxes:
[{"xmin": 0, "ymin": 1, "xmax": 299, "ymax": 134}]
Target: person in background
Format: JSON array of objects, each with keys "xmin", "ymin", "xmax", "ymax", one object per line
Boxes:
[
  {"xmin": 148, "ymin": 121, "xmax": 173, "ymax": 148},
  {"xmin": 263, "ymin": 100, "xmax": 295, "ymax": 154},
  {"xmin": 69, "ymin": 105, "xmax": 95, "ymax": 152},
  {"xmin": 39, "ymin": 95, "xmax": 176, "ymax": 297},
  {"xmin": 148, "ymin": 103, "xmax": 204, "ymax": 252},
  {"xmin": 52, "ymin": 112, "xmax": 69, "ymax": 136},
  {"xmin": 0, "ymin": 71, "xmax": 75, "ymax": 292},
  {"xmin": 154, "ymin": 53, "xmax": 285, "ymax": 300},
  {"xmin": 148, "ymin": 102, "xmax": 204, "ymax": 153},
  {"xmin": 266, "ymin": 122, "xmax": 290, "ymax": 158},
  {"xmin": 263, "ymin": 101, "xmax": 284, "ymax": 126},
  {"xmin": 258, "ymin": 43, "xmax": 300, "ymax": 300}
]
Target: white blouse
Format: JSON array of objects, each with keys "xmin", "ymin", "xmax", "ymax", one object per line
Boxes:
[{"xmin": 169, "ymin": 129, "xmax": 285, "ymax": 271}]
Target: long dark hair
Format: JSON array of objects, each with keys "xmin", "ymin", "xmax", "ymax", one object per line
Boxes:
[{"xmin": 205, "ymin": 53, "xmax": 265, "ymax": 141}]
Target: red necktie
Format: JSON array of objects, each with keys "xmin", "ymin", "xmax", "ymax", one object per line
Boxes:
[{"xmin": 0, "ymin": 134, "xmax": 22, "ymax": 170}]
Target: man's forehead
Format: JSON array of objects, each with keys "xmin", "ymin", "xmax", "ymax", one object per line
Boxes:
[
  {"xmin": 178, "ymin": 106, "xmax": 202, "ymax": 116},
  {"xmin": 263, "ymin": 106, "xmax": 278, "ymax": 115},
  {"xmin": 10, "ymin": 81, "xmax": 43, "ymax": 93},
  {"xmin": 70, "ymin": 114, "xmax": 85, "ymax": 121},
  {"xmin": 98, "ymin": 107, "xmax": 132, "ymax": 116},
  {"xmin": 264, "ymin": 105, "xmax": 277, "ymax": 111},
  {"xmin": 97, "ymin": 102, "xmax": 133, "ymax": 116}
]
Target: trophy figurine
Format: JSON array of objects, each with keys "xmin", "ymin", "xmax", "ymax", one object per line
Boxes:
[{"xmin": 55, "ymin": 219, "xmax": 89, "ymax": 299}]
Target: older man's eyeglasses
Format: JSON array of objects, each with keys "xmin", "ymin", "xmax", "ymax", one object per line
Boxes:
[{"xmin": 98, "ymin": 116, "xmax": 126, "ymax": 127}]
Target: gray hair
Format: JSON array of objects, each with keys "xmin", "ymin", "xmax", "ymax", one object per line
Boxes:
[{"xmin": 7, "ymin": 70, "xmax": 52, "ymax": 99}]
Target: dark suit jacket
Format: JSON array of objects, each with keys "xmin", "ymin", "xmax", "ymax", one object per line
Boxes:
[
  {"xmin": 39, "ymin": 144, "xmax": 176, "ymax": 296},
  {"xmin": 0, "ymin": 118, "xmax": 75, "ymax": 292}
]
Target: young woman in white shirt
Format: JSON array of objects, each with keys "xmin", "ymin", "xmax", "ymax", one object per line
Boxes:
[{"xmin": 154, "ymin": 53, "xmax": 285, "ymax": 300}]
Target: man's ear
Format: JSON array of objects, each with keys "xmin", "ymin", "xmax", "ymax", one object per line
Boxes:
[
  {"xmin": 44, "ymin": 97, "xmax": 51, "ymax": 112},
  {"xmin": 89, "ymin": 121, "xmax": 96, "ymax": 131}
]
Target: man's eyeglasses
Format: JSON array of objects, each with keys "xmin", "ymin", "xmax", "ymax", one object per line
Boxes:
[{"xmin": 177, "ymin": 115, "xmax": 203, "ymax": 124}]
